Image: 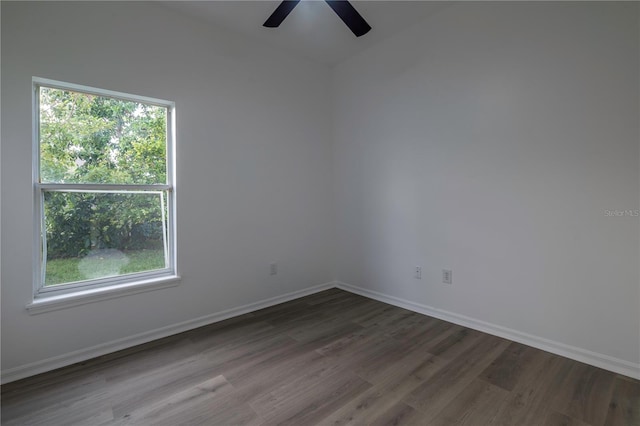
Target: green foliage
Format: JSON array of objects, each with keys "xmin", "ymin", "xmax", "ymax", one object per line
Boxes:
[
  {"xmin": 40, "ymin": 87, "xmax": 167, "ymax": 184},
  {"xmin": 39, "ymin": 87, "xmax": 168, "ymax": 263},
  {"xmin": 44, "ymin": 192, "xmax": 165, "ymax": 259}
]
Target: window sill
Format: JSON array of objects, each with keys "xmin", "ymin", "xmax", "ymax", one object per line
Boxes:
[{"xmin": 26, "ymin": 275, "xmax": 181, "ymax": 315}]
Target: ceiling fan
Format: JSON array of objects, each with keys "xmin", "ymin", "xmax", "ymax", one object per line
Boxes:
[{"xmin": 264, "ymin": 0, "xmax": 372, "ymax": 37}]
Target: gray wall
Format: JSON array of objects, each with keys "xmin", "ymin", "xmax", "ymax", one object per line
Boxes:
[
  {"xmin": 332, "ymin": 2, "xmax": 639, "ymax": 367},
  {"xmin": 2, "ymin": 1, "xmax": 638, "ymax": 379},
  {"xmin": 1, "ymin": 1, "xmax": 334, "ymax": 373}
]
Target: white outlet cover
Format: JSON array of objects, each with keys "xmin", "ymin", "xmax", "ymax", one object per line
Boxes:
[{"xmin": 443, "ymin": 269, "xmax": 452, "ymax": 284}]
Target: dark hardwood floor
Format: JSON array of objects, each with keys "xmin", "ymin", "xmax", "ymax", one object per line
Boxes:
[{"xmin": 1, "ymin": 289, "xmax": 638, "ymax": 425}]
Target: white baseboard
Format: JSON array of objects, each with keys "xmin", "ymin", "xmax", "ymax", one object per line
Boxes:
[
  {"xmin": 1, "ymin": 281, "xmax": 335, "ymax": 384},
  {"xmin": 5, "ymin": 280, "xmax": 638, "ymax": 384},
  {"xmin": 336, "ymin": 281, "xmax": 640, "ymax": 380}
]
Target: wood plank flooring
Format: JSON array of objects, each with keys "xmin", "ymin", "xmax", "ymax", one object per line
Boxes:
[{"xmin": 2, "ymin": 289, "xmax": 638, "ymax": 425}]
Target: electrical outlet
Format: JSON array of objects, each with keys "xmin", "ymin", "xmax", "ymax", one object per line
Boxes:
[
  {"xmin": 442, "ymin": 269, "xmax": 452, "ymax": 284},
  {"xmin": 415, "ymin": 266, "xmax": 422, "ymax": 279},
  {"xmin": 270, "ymin": 262, "xmax": 278, "ymax": 276}
]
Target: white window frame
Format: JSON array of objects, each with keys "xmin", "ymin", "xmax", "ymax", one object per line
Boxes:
[{"xmin": 30, "ymin": 77, "xmax": 178, "ymax": 310}]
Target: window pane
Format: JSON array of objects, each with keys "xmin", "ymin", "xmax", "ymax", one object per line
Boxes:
[
  {"xmin": 39, "ymin": 87, "xmax": 167, "ymax": 185},
  {"xmin": 43, "ymin": 191, "xmax": 168, "ymax": 286}
]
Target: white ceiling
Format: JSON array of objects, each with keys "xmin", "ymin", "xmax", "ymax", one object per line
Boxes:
[{"xmin": 163, "ymin": 1, "xmax": 451, "ymax": 65}]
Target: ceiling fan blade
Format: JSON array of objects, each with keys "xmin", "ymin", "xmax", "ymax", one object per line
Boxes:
[
  {"xmin": 264, "ymin": 0, "xmax": 301, "ymax": 28},
  {"xmin": 325, "ymin": 0, "xmax": 371, "ymax": 37}
]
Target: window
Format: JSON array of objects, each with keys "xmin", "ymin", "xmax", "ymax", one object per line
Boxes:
[{"xmin": 33, "ymin": 78, "xmax": 176, "ymax": 301}]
